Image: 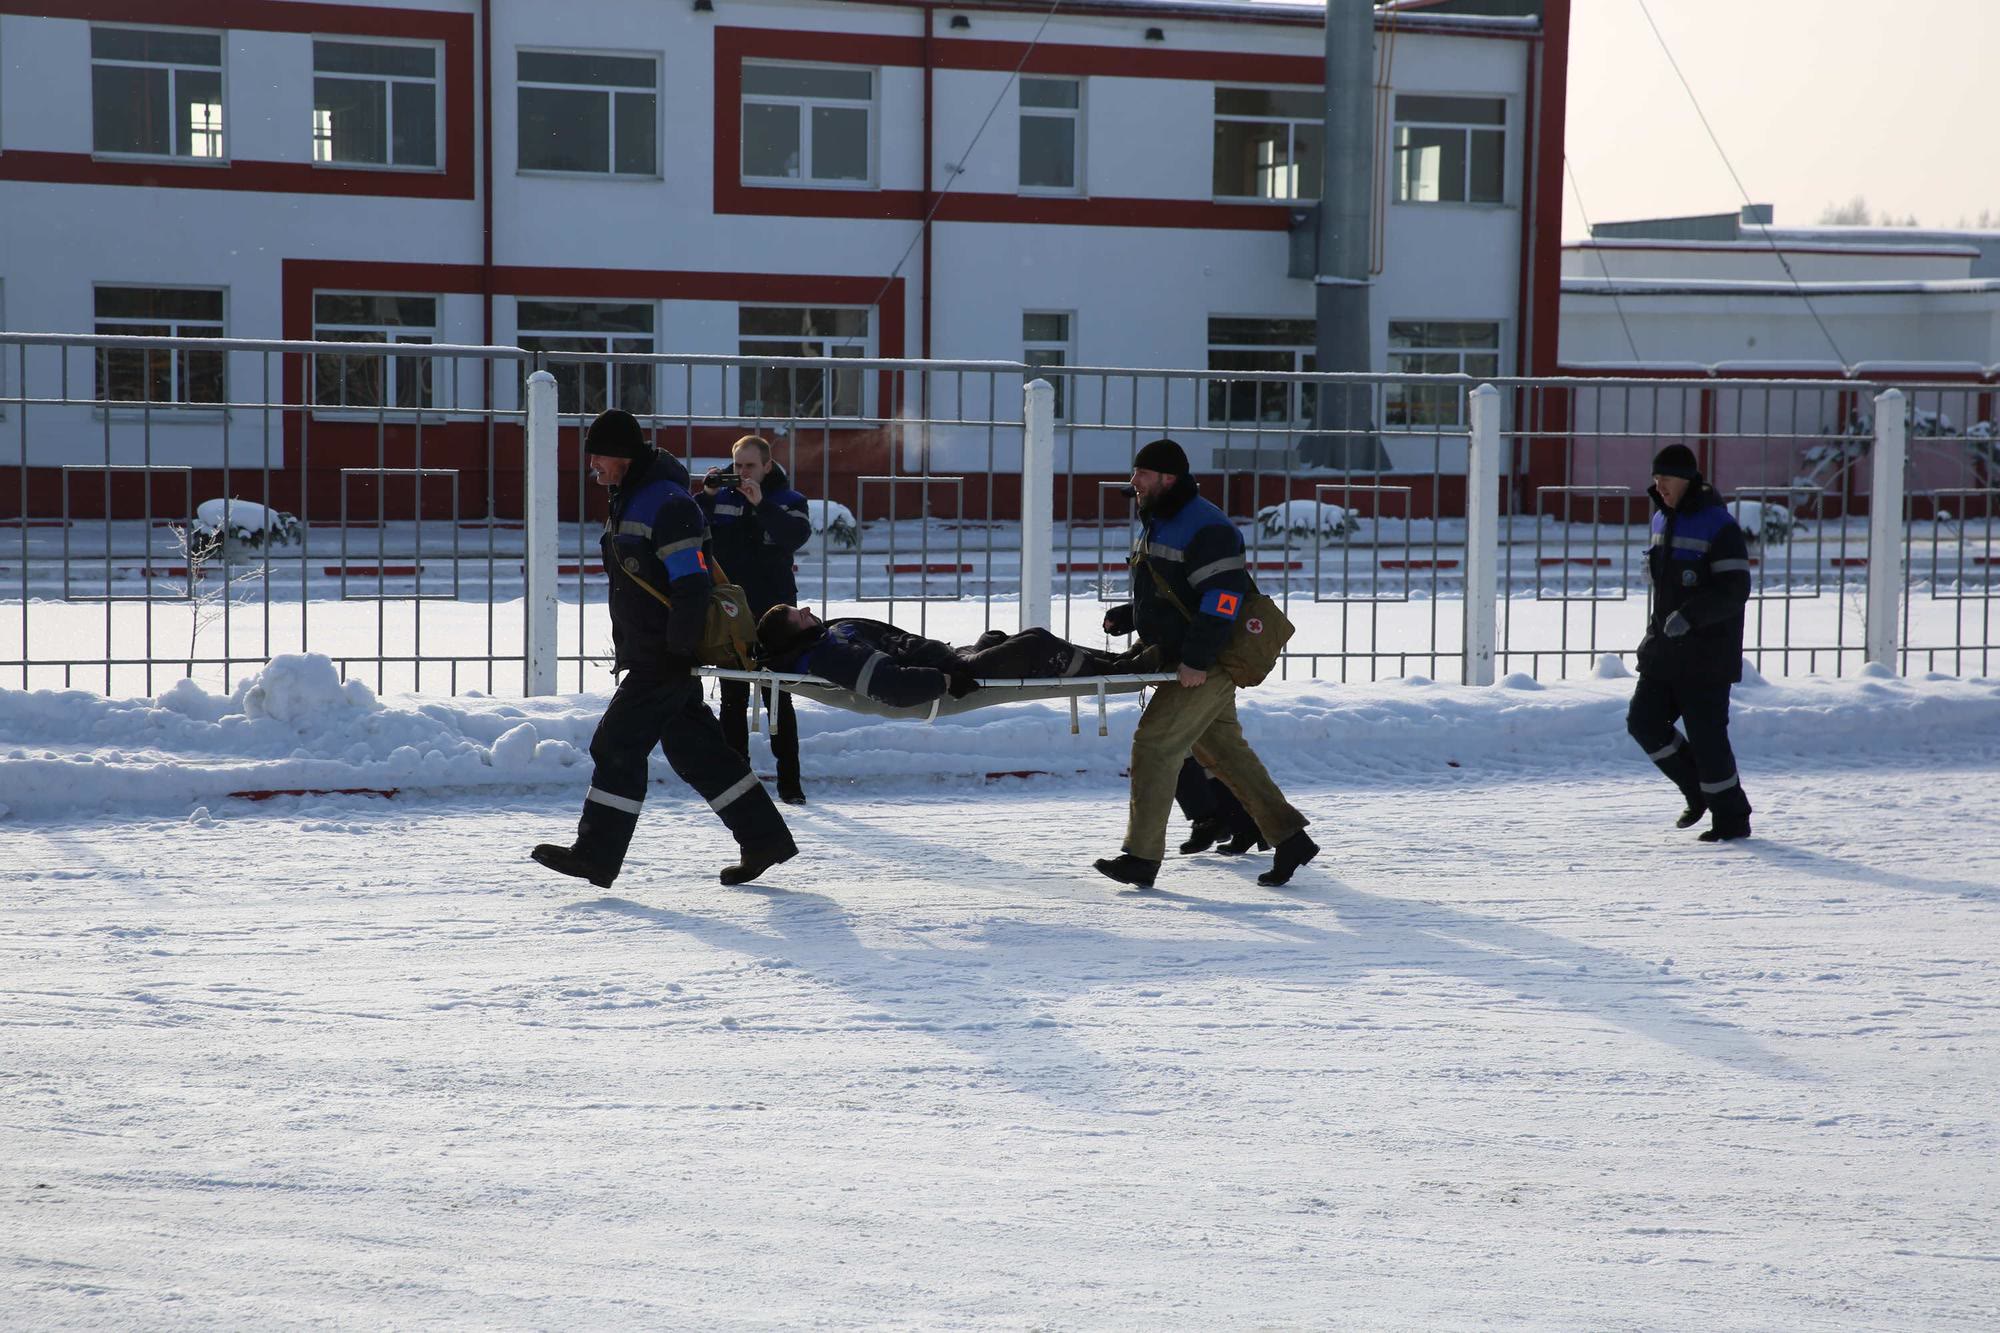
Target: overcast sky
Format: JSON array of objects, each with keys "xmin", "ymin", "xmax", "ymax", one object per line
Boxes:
[{"xmin": 1560, "ymin": 0, "xmax": 1996, "ymax": 237}]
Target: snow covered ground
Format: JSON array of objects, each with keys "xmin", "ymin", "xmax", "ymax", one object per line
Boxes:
[{"xmin": 4, "ymin": 657, "xmax": 2000, "ymax": 1327}]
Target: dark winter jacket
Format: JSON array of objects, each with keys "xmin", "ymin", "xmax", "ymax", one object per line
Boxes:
[
  {"xmin": 696, "ymin": 463, "xmax": 812, "ymax": 615},
  {"xmin": 772, "ymin": 618, "xmax": 963, "ymax": 708},
  {"xmin": 600, "ymin": 450, "xmax": 710, "ymax": 674},
  {"xmin": 1113, "ymin": 473, "xmax": 1252, "ymax": 672},
  {"xmin": 1637, "ymin": 479, "xmax": 1752, "ymax": 685}
]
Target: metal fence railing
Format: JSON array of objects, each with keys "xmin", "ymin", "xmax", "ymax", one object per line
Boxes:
[{"xmin": 3, "ymin": 332, "xmax": 1994, "ymax": 696}]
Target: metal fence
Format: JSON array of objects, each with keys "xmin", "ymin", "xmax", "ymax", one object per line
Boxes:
[{"xmin": 3, "ymin": 331, "xmax": 1994, "ymax": 696}]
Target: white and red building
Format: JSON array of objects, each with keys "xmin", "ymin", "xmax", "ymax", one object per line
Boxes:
[{"xmin": 0, "ymin": 0, "xmax": 1573, "ymax": 520}]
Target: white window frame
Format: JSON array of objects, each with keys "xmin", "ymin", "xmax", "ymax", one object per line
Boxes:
[
  {"xmin": 1211, "ymin": 86, "xmax": 1319, "ymax": 203},
  {"xmin": 1018, "ymin": 76, "xmax": 1083, "ymax": 196},
  {"xmin": 311, "ymin": 36, "xmax": 443, "ymax": 172},
  {"xmin": 312, "ymin": 291, "xmax": 441, "ymax": 415},
  {"xmin": 737, "ymin": 304, "xmax": 874, "ymax": 420},
  {"xmin": 1391, "ymin": 94, "xmax": 1508, "ymax": 207},
  {"xmin": 515, "ymin": 298, "xmax": 657, "ymax": 418},
  {"xmin": 1023, "ymin": 310, "xmax": 1075, "ymax": 420},
  {"xmin": 92, "ymin": 284, "xmax": 228, "ymax": 408},
  {"xmin": 1205, "ymin": 317, "xmax": 1317, "ymax": 428},
  {"xmin": 740, "ymin": 61, "xmax": 878, "ymax": 189},
  {"xmin": 516, "ymin": 48, "xmax": 660, "ymax": 178},
  {"xmin": 90, "ymin": 24, "xmax": 227, "ymax": 162},
  {"xmin": 1384, "ymin": 319, "xmax": 1503, "ymax": 429}
]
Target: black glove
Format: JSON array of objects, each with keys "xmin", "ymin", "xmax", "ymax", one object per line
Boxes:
[
  {"xmin": 1663, "ymin": 610, "xmax": 1691, "ymax": 639},
  {"xmin": 702, "ymin": 467, "xmax": 726, "ymax": 492},
  {"xmin": 1102, "ymin": 603, "xmax": 1134, "ymax": 637},
  {"xmin": 946, "ymin": 669, "xmax": 980, "ymax": 699}
]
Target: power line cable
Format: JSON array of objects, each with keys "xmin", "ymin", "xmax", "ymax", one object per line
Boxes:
[
  {"xmin": 1632, "ymin": 0, "xmax": 1851, "ymax": 367},
  {"xmin": 1563, "ymin": 154, "xmax": 1643, "ymax": 362}
]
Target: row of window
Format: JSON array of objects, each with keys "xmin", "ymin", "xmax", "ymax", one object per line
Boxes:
[
  {"xmin": 84, "ymin": 23, "xmax": 1507, "ymax": 204},
  {"xmin": 84, "ymin": 286, "xmax": 1497, "ymax": 427}
]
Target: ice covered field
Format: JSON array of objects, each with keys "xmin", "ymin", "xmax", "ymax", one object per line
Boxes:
[{"xmin": 5, "ymin": 656, "xmax": 2000, "ymax": 1328}]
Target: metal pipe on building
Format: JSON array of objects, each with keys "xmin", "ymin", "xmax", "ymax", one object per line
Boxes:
[{"xmin": 1313, "ymin": 0, "xmax": 1376, "ymax": 446}]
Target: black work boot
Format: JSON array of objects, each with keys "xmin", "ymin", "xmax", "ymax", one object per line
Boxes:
[
  {"xmin": 1258, "ymin": 831, "xmax": 1320, "ymax": 887},
  {"xmin": 776, "ymin": 774, "xmax": 807, "ymax": 805},
  {"xmin": 1216, "ymin": 828, "xmax": 1269, "ymax": 857},
  {"xmin": 1179, "ymin": 816, "xmax": 1229, "ymax": 856},
  {"xmin": 532, "ymin": 842, "xmax": 617, "ymax": 889},
  {"xmin": 1698, "ymin": 819, "xmax": 1752, "ymax": 843},
  {"xmin": 720, "ymin": 837, "xmax": 800, "ymax": 886},
  {"xmin": 1676, "ymin": 799, "xmax": 1707, "ymax": 830},
  {"xmin": 1093, "ymin": 854, "xmax": 1160, "ymax": 888}
]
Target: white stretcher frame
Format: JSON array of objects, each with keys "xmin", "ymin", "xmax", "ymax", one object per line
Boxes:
[{"xmin": 697, "ymin": 668, "xmax": 1175, "ymax": 736}]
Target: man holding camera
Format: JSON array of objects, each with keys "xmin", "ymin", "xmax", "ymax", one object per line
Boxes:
[
  {"xmin": 698, "ymin": 434, "xmax": 814, "ymax": 803},
  {"xmin": 531, "ymin": 410, "xmax": 798, "ymax": 889}
]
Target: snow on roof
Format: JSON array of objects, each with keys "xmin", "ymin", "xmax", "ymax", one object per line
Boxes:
[
  {"xmin": 1562, "ymin": 277, "xmax": 2000, "ymax": 298},
  {"xmin": 917, "ymin": 0, "xmax": 1539, "ymax": 33},
  {"xmin": 1567, "ymin": 237, "xmax": 1983, "ymax": 260}
]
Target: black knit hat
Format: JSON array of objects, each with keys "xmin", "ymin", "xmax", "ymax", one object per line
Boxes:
[
  {"xmin": 1133, "ymin": 437, "xmax": 1190, "ymax": 475},
  {"xmin": 584, "ymin": 409, "xmax": 650, "ymax": 460},
  {"xmin": 1650, "ymin": 443, "xmax": 1700, "ymax": 480}
]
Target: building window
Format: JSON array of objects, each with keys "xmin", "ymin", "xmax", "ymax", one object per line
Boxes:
[
  {"xmin": 313, "ymin": 293, "xmax": 437, "ymax": 410},
  {"xmin": 517, "ymin": 51, "xmax": 657, "ymax": 176},
  {"xmin": 94, "ymin": 287, "xmax": 225, "ymax": 404},
  {"xmin": 1023, "ymin": 312, "xmax": 1073, "ymax": 419},
  {"xmin": 738, "ymin": 306, "xmax": 870, "ymax": 419},
  {"xmin": 1393, "ymin": 95, "xmax": 1505, "ymax": 204},
  {"xmin": 1385, "ymin": 320, "xmax": 1500, "ymax": 427},
  {"xmin": 1212, "ymin": 87, "xmax": 1320, "ymax": 201},
  {"xmin": 312, "ymin": 40, "xmax": 439, "ymax": 169},
  {"xmin": 741, "ymin": 64, "xmax": 874, "ymax": 185},
  {"xmin": 91, "ymin": 27, "xmax": 224, "ymax": 159},
  {"xmin": 1207, "ymin": 317, "xmax": 1316, "ymax": 425},
  {"xmin": 1019, "ymin": 77, "xmax": 1081, "ymax": 193},
  {"xmin": 517, "ymin": 300, "xmax": 655, "ymax": 416}
]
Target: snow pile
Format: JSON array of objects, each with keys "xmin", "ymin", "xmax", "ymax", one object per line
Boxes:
[
  {"xmin": 1, "ymin": 653, "xmax": 1997, "ymax": 819},
  {"xmin": 1254, "ymin": 498, "xmax": 1360, "ymax": 545},
  {"xmin": 238, "ymin": 654, "xmax": 378, "ymax": 729}
]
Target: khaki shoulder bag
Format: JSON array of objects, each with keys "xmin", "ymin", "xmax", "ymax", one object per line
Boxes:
[
  {"xmin": 1137, "ymin": 554, "xmax": 1294, "ymax": 688},
  {"xmin": 613, "ymin": 547, "xmax": 758, "ymax": 670}
]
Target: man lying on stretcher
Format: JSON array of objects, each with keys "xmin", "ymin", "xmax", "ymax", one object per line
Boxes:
[{"xmin": 755, "ymin": 605, "xmax": 1148, "ymax": 708}]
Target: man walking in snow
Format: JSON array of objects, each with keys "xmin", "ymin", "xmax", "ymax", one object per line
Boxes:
[
  {"xmin": 1627, "ymin": 442, "xmax": 1755, "ymax": 841},
  {"xmin": 698, "ymin": 434, "xmax": 813, "ymax": 804},
  {"xmin": 1093, "ymin": 437, "xmax": 1315, "ymax": 889},
  {"xmin": 532, "ymin": 409, "xmax": 798, "ymax": 888}
]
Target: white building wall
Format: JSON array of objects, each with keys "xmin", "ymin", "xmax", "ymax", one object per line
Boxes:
[{"xmin": 2, "ymin": 0, "xmax": 1540, "ymax": 479}]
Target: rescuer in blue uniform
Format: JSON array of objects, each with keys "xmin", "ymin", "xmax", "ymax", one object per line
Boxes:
[
  {"xmin": 1627, "ymin": 443, "xmax": 1755, "ymax": 841},
  {"xmin": 697, "ymin": 434, "xmax": 813, "ymax": 803},
  {"xmin": 1094, "ymin": 437, "xmax": 1314, "ymax": 889},
  {"xmin": 532, "ymin": 410, "xmax": 798, "ymax": 887}
]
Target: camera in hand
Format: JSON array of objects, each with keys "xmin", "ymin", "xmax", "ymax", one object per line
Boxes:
[{"xmin": 705, "ymin": 470, "xmax": 743, "ymax": 488}]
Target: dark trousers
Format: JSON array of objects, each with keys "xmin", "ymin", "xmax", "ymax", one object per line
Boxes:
[
  {"xmin": 957, "ymin": 627, "xmax": 1117, "ymax": 679},
  {"xmin": 718, "ymin": 677, "xmax": 801, "ymax": 788},
  {"xmin": 1174, "ymin": 756, "xmax": 1258, "ymax": 841},
  {"xmin": 1626, "ymin": 674, "xmax": 1752, "ymax": 825},
  {"xmin": 575, "ymin": 668, "xmax": 793, "ymax": 875}
]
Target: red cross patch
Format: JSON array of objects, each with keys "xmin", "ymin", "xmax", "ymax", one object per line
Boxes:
[{"xmin": 1246, "ymin": 617, "xmax": 1263, "ymax": 635}]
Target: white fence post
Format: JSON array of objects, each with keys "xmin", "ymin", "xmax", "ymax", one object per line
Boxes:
[
  {"xmin": 1020, "ymin": 378, "xmax": 1055, "ymax": 631},
  {"xmin": 1462, "ymin": 383, "xmax": 1501, "ymax": 686},
  {"xmin": 523, "ymin": 369, "xmax": 559, "ymax": 696},
  {"xmin": 1866, "ymin": 387, "xmax": 1907, "ymax": 672}
]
